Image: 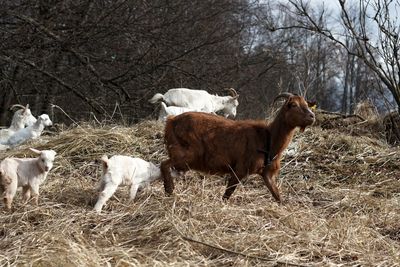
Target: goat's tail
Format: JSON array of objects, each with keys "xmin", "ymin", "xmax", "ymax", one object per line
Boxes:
[
  {"xmin": 149, "ymin": 93, "xmax": 164, "ymax": 104},
  {"xmin": 160, "ymin": 102, "xmax": 167, "ymax": 111}
]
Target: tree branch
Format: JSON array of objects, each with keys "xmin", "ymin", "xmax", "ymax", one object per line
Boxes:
[
  {"xmin": 6, "ymin": 10, "xmax": 132, "ymax": 102},
  {"xmin": 0, "ymin": 54, "xmax": 105, "ymax": 114}
]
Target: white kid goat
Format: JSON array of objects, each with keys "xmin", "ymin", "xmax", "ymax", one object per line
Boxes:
[
  {"xmin": 7, "ymin": 114, "xmax": 53, "ymax": 147},
  {"xmin": 0, "ymin": 148, "xmax": 57, "ymax": 210},
  {"xmin": 158, "ymin": 102, "xmax": 200, "ymax": 122},
  {"xmin": 149, "ymin": 88, "xmax": 239, "ymax": 118},
  {"xmin": 94, "ymin": 155, "xmax": 161, "ymax": 213},
  {"xmin": 0, "ymin": 104, "xmax": 37, "ymax": 144}
]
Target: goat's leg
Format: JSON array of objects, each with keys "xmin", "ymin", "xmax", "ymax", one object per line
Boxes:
[
  {"xmin": 161, "ymin": 159, "xmax": 174, "ymax": 195},
  {"xmin": 3, "ymin": 195, "xmax": 13, "ymax": 211},
  {"xmin": 22, "ymin": 186, "xmax": 31, "ymax": 203},
  {"xmin": 223, "ymin": 175, "xmax": 241, "ymax": 200},
  {"xmin": 96, "ymin": 180, "xmax": 106, "ymax": 192},
  {"xmin": 94, "ymin": 183, "xmax": 118, "ymax": 213},
  {"xmin": 3, "ymin": 178, "xmax": 17, "ymax": 211},
  {"xmin": 223, "ymin": 165, "xmax": 246, "ymax": 200},
  {"xmin": 129, "ymin": 183, "xmax": 140, "ymax": 201},
  {"xmin": 30, "ymin": 183, "xmax": 40, "ymax": 206},
  {"xmin": 262, "ymin": 167, "xmax": 281, "ymax": 202},
  {"xmin": 0, "ymin": 181, "xmax": 3, "ymax": 208}
]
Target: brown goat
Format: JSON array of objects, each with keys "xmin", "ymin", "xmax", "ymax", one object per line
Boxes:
[{"xmin": 160, "ymin": 93, "xmax": 315, "ymax": 202}]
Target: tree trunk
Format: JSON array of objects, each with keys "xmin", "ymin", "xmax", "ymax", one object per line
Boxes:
[
  {"xmin": 0, "ymin": 89, "xmax": 14, "ymax": 126},
  {"xmin": 342, "ymin": 55, "xmax": 351, "ymax": 114},
  {"xmin": 349, "ymin": 55, "xmax": 355, "ymax": 114},
  {"xmin": 0, "ymin": 66, "xmax": 19, "ymax": 126}
]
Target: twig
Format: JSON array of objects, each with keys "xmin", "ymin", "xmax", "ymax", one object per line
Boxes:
[
  {"xmin": 7, "ymin": 11, "xmax": 131, "ymax": 101},
  {"xmin": 0, "ymin": 54, "xmax": 104, "ymax": 114},
  {"xmin": 181, "ymin": 235, "xmax": 309, "ymax": 267},
  {"xmin": 50, "ymin": 104, "xmax": 87, "ymax": 133},
  {"xmin": 90, "ymin": 112, "xmax": 102, "ymax": 125}
]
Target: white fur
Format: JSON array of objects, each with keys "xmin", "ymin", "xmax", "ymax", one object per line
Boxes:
[
  {"xmin": 94, "ymin": 155, "xmax": 161, "ymax": 213},
  {"xmin": 6, "ymin": 114, "xmax": 52, "ymax": 147},
  {"xmin": 158, "ymin": 102, "xmax": 200, "ymax": 122},
  {"xmin": 149, "ymin": 88, "xmax": 239, "ymax": 118},
  {"xmin": 0, "ymin": 104, "xmax": 37, "ymax": 144},
  {"xmin": 0, "ymin": 148, "xmax": 57, "ymax": 210}
]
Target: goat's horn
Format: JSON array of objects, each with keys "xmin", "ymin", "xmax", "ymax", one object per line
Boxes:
[
  {"xmin": 9, "ymin": 104, "xmax": 26, "ymax": 110},
  {"xmin": 226, "ymin": 88, "xmax": 238, "ymax": 97},
  {"xmin": 273, "ymin": 92, "xmax": 294, "ymax": 104}
]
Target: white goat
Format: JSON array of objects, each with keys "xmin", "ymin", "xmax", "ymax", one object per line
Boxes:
[
  {"xmin": 149, "ymin": 88, "xmax": 239, "ymax": 118},
  {"xmin": 158, "ymin": 102, "xmax": 200, "ymax": 122},
  {"xmin": 6, "ymin": 114, "xmax": 53, "ymax": 147},
  {"xmin": 0, "ymin": 148, "xmax": 57, "ymax": 210},
  {"xmin": 0, "ymin": 104, "xmax": 37, "ymax": 144},
  {"xmin": 94, "ymin": 155, "xmax": 161, "ymax": 213}
]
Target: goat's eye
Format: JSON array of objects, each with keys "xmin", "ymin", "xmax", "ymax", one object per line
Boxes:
[{"xmin": 288, "ymin": 102, "xmax": 297, "ymax": 108}]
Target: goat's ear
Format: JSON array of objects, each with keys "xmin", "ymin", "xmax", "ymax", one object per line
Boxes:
[
  {"xmin": 307, "ymin": 101, "xmax": 317, "ymax": 109},
  {"xmin": 29, "ymin": 148, "xmax": 42, "ymax": 154},
  {"xmin": 100, "ymin": 155, "xmax": 109, "ymax": 169}
]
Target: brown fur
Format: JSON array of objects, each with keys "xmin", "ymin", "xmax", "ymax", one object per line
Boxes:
[{"xmin": 161, "ymin": 95, "xmax": 315, "ymax": 202}]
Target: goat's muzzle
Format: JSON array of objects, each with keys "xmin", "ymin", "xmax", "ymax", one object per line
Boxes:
[
  {"xmin": 306, "ymin": 111, "xmax": 316, "ymax": 123},
  {"xmin": 300, "ymin": 111, "xmax": 315, "ymax": 132}
]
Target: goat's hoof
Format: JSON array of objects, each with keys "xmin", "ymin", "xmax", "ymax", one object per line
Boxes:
[
  {"xmin": 164, "ymin": 190, "xmax": 175, "ymax": 197},
  {"xmin": 164, "ymin": 187, "xmax": 174, "ymax": 195},
  {"xmin": 222, "ymin": 195, "xmax": 231, "ymax": 202}
]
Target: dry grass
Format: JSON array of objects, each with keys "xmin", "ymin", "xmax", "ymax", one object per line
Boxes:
[{"xmin": 0, "ymin": 118, "xmax": 400, "ymax": 266}]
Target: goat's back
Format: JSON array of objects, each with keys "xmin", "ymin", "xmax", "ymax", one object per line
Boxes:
[
  {"xmin": 164, "ymin": 88, "xmax": 210, "ymax": 108},
  {"xmin": 0, "ymin": 157, "xmax": 42, "ymax": 185},
  {"xmin": 164, "ymin": 112, "xmax": 268, "ymax": 174},
  {"xmin": 106, "ymin": 155, "xmax": 160, "ymax": 183}
]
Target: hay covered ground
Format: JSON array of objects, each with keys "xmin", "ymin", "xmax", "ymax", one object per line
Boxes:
[{"xmin": 0, "ymin": 116, "xmax": 400, "ymax": 266}]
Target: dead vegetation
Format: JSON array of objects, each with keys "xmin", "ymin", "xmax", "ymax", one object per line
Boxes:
[
  {"xmin": 0, "ymin": 116, "xmax": 399, "ymax": 266},
  {"xmin": 384, "ymin": 112, "xmax": 400, "ymax": 145}
]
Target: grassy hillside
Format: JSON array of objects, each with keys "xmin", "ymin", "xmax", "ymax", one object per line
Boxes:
[{"xmin": 0, "ymin": 118, "xmax": 399, "ymax": 266}]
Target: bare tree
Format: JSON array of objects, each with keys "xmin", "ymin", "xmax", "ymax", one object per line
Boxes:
[
  {"xmin": 267, "ymin": 0, "xmax": 400, "ymax": 114},
  {"xmin": 0, "ymin": 0, "xmax": 264, "ymax": 123},
  {"xmin": 254, "ymin": 2, "xmax": 342, "ymax": 111}
]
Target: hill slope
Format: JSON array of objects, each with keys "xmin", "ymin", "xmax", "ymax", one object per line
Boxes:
[{"xmin": 0, "ymin": 119, "xmax": 399, "ymax": 266}]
